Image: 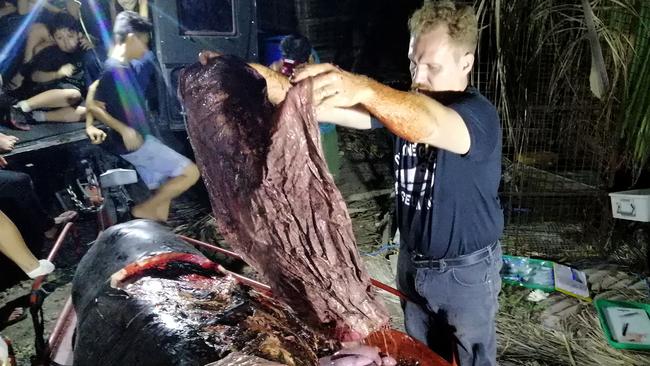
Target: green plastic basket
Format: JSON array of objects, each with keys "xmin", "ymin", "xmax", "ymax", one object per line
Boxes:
[{"xmin": 595, "ymin": 298, "xmax": 650, "ymax": 350}]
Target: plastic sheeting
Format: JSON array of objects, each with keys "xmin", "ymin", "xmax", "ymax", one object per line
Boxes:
[{"xmin": 179, "ymin": 55, "xmax": 388, "ymax": 340}]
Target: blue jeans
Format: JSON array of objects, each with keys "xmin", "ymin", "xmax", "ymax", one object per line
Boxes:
[{"xmin": 397, "ymin": 243, "xmax": 503, "ymax": 366}]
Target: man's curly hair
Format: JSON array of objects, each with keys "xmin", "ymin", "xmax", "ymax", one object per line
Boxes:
[{"xmin": 408, "ymin": 0, "xmax": 478, "ymax": 53}]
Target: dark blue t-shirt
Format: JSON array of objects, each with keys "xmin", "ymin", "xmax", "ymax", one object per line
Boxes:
[
  {"xmin": 384, "ymin": 87, "xmax": 503, "ymax": 259},
  {"xmin": 94, "ymin": 51, "xmax": 155, "ymax": 155}
]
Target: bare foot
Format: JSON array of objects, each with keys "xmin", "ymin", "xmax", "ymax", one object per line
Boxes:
[
  {"xmin": 8, "ymin": 308, "xmax": 24, "ymax": 323},
  {"xmin": 0, "ymin": 133, "xmax": 18, "ymax": 152},
  {"xmin": 1, "ymin": 306, "xmax": 27, "ymax": 327},
  {"xmin": 44, "ymin": 210, "xmax": 78, "ymax": 239},
  {"xmin": 131, "ymin": 203, "xmax": 168, "ymax": 222}
]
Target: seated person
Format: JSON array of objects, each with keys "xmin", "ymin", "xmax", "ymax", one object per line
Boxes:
[
  {"xmin": 6, "ymin": 22, "xmax": 55, "ymax": 89},
  {"xmin": 0, "ymin": 1, "xmax": 79, "ymax": 58},
  {"xmin": 86, "ymin": 11, "xmax": 199, "ymax": 222},
  {"xmin": 16, "ymin": 0, "xmax": 79, "ymax": 19},
  {"xmin": 5, "ymin": 12, "xmax": 87, "ymax": 129},
  {"xmin": 0, "ymin": 147, "xmax": 75, "ymax": 293},
  {"xmin": 7, "ymin": 4, "xmax": 89, "ymax": 91},
  {"xmin": 0, "ymin": 161, "xmax": 77, "ymax": 242},
  {"xmin": 0, "ymin": 205, "xmax": 54, "ymax": 339},
  {"xmin": 0, "ymin": 210, "xmax": 54, "ymax": 279}
]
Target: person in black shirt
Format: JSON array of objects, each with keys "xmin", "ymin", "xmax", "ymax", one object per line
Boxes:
[
  {"xmin": 5, "ymin": 12, "xmax": 87, "ymax": 130},
  {"xmin": 202, "ymin": 0, "xmax": 502, "ymax": 362},
  {"xmin": 279, "ymin": 1, "xmax": 504, "ymax": 365}
]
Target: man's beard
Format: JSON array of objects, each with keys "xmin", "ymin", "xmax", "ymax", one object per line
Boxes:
[{"xmin": 410, "ymin": 83, "xmax": 433, "ymax": 93}]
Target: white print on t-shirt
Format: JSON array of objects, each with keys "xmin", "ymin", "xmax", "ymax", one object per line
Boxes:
[{"xmin": 394, "ymin": 140, "xmax": 436, "ymax": 211}]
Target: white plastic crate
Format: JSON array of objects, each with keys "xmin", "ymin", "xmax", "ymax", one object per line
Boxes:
[{"xmin": 609, "ymin": 189, "xmax": 650, "ymax": 222}]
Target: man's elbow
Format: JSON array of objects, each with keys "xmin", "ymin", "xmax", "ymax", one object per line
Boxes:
[
  {"xmin": 415, "ymin": 125, "xmax": 440, "ymax": 145},
  {"xmin": 392, "ymin": 114, "xmax": 438, "ymax": 144},
  {"xmin": 268, "ymin": 90, "xmax": 287, "ymax": 105},
  {"xmin": 417, "ymin": 119, "xmax": 471, "ymax": 155}
]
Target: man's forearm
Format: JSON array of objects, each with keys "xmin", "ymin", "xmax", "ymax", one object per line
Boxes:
[
  {"xmin": 248, "ymin": 63, "xmax": 291, "ymax": 105},
  {"xmin": 359, "ymin": 79, "xmax": 442, "ymax": 143},
  {"xmin": 316, "ymin": 106, "xmax": 373, "ymax": 130},
  {"xmin": 85, "ymin": 108, "xmax": 95, "ymax": 128},
  {"xmin": 85, "ymin": 81, "xmax": 98, "ymax": 128},
  {"xmin": 89, "ymin": 106, "xmax": 129, "ymax": 135}
]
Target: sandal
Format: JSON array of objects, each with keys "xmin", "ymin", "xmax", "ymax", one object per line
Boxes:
[{"xmin": 2, "ymin": 107, "xmax": 30, "ymax": 131}]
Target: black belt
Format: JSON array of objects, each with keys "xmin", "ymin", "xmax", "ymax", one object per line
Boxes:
[{"xmin": 410, "ymin": 241, "xmax": 499, "ymax": 270}]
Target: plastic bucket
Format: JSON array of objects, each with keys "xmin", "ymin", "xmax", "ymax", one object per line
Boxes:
[
  {"xmin": 260, "ymin": 35, "xmax": 286, "ymax": 66},
  {"xmin": 319, "ymin": 123, "xmax": 339, "ymax": 179},
  {"xmin": 364, "ymin": 329, "xmax": 453, "ymax": 366}
]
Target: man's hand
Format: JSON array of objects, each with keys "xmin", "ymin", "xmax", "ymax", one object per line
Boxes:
[
  {"xmin": 198, "ymin": 50, "xmax": 222, "ymax": 65},
  {"xmin": 86, "ymin": 126, "xmax": 107, "ymax": 144},
  {"xmin": 318, "ymin": 345, "xmax": 396, "ymax": 366},
  {"xmin": 121, "ymin": 127, "xmax": 143, "ymax": 151},
  {"xmin": 0, "ymin": 156, "xmax": 7, "ymax": 169},
  {"xmin": 292, "ymin": 64, "xmax": 374, "ymax": 109},
  {"xmin": 79, "ymin": 35, "xmax": 94, "ymax": 50},
  {"xmin": 57, "ymin": 64, "xmax": 75, "ymax": 78}
]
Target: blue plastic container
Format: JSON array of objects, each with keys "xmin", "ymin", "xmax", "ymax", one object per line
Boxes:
[
  {"xmin": 260, "ymin": 35, "xmax": 286, "ymax": 66},
  {"xmin": 260, "ymin": 35, "xmax": 322, "ymax": 66}
]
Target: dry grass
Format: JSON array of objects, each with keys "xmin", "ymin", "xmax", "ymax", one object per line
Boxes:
[{"xmin": 497, "ymin": 283, "xmax": 650, "ymax": 365}]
